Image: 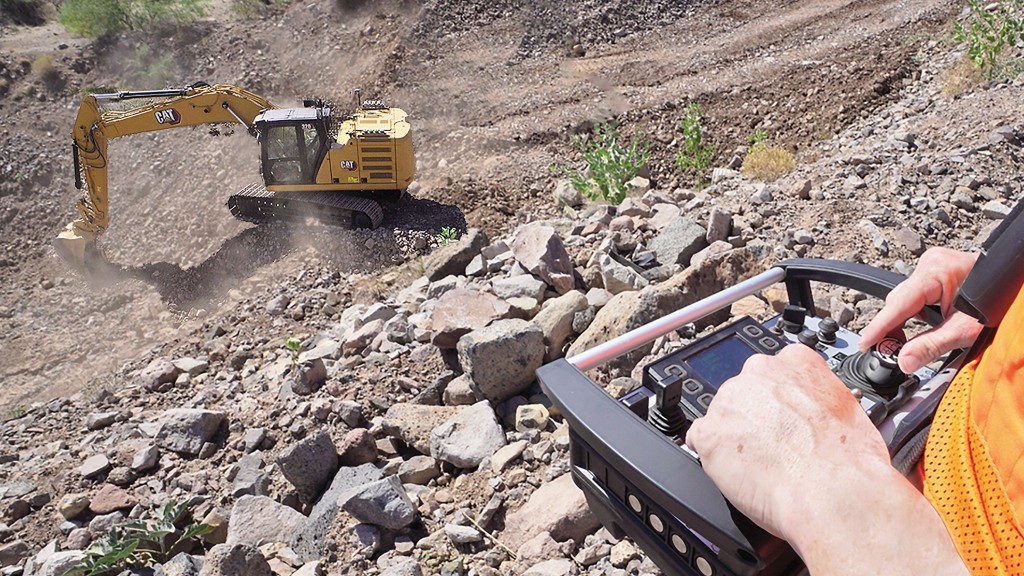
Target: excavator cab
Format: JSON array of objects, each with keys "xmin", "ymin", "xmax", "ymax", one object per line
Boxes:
[{"xmin": 254, "ymin": 107, "xmax": 331, "ymax": 185}]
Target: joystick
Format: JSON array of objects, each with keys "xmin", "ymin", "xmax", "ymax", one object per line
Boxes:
[
  {"xmin": 836, "ymin": 337, "xmax": 911, "ymax": 399},
  {"xmin": 647, "ymin": 374, "xmax": 688, "ymax": 438},
  {"xmin": 773, "ymin": 304, "xmax": 807, "ymax": 334},
  {"xmin": 817, "ymin": 316, "xmax": 839, "ymax": 344}
]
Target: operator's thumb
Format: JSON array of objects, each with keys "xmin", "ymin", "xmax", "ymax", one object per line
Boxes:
[
  {"xmin": 899, "ymin": 314, "xmax": 983, "ymax": 374},
  {"xmin": 684, "ymin": 417, "xmax": 706, "ymax": 456}
]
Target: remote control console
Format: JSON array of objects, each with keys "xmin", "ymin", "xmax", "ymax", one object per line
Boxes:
[{"xmin": 537, "ymin": 259, "xmax": 962, "ymax": 576}]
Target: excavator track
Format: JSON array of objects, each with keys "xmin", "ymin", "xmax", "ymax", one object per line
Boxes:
[{"xmin": 227, "ymin": 183, "xmax": 385, "ymax": 229}]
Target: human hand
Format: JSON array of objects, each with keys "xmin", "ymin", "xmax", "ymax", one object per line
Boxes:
[
  {"xmin": 858, "ymin": 248, "xmax": 983, "ymax": 373},
  {"xmin": 684, "ymin": 344, "xmax": 889, "ymax": 542}
]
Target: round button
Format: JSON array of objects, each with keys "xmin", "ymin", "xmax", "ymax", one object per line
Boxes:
[
  {"xmin": 649, "ymin": 513, "xmax": 665, "ymax": 533},
  {"xmin": 696, "ymin": 556, "xmax": 714, "ymax": 575},
  {"xmin": 627, "ymin": 494, "xmax": 642, "ymax": 514},
  {"xmin": 671, "ymin": 534, "xmax": 688, "ymax": 555}
]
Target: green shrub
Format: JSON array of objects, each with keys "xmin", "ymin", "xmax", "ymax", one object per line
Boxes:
[
  {"xmin": 674, "ymin": 103, "xmax": 715, "ymax": 189},
  {"xmin": 953, "ymin": 0, "xmax": 1024, "ymax": 80},
  {"xmin": 556, "ymin": 121, "xmax": 651, "ymax": 205},
  {"xmin": 64, "ymin": 499, "xmax": 211, "ymax": 576},
  {"xmin": 58, "ymin": 0, "xmax": 206, "ymax": 38}
]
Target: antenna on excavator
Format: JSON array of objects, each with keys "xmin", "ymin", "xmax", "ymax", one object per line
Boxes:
[{"xmin": 354, "ymin": 88, "xmax": 362, "ymax": 110}]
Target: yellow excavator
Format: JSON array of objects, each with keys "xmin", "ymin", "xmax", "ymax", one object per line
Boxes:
[{"xmin": 54, "ymin": 81, "xmax": 415, "ymax": 273}]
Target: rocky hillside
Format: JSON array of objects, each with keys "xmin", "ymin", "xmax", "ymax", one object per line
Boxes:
[{"xmin": 2, "ymin": 0, "xmax": 1024, "ymax": 575}]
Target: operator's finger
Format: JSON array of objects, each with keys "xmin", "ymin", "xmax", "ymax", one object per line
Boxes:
[
  {"xmin": 897, "ymin": 312, "xmax": 985, "ymax": 373},
  {"xmin": 859, "ymin": 275, "xmax": 942, "ymax": 352},
  {"xmin": 684, "ymin": 416, "xmax": 710, "ymax": 456}
]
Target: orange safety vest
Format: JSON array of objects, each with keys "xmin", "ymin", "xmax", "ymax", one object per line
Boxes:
[{"xmin": 923, "ymin": 286, "xmax": 1024, "ymax": 574}]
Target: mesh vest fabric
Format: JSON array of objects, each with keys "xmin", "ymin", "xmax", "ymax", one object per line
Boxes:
[{"xmin": 923, "ymin": 288, "xmax": 1024, "ymax": 574}]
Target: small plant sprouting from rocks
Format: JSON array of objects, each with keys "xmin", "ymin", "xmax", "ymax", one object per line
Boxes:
[
  {"xmin": 437, "ymin": 226, "xmax": 459, "ymax": 246},
  {"xmin": 953, "ymin": 0, "xmax": 1024, "ymax": 80},
  {"xmin": 741, "ymin": 130, "xmax": 796, "ymax": 182},
  {"xmin": 285, "ymin": 336, "xmax": 302, "ymax": 370},
  {"xmin": 64, "ymin": 499, "xmax": 212, "ymax": 576},
  {"xmin": 554, "ymin": 121, "xmax": 651, "ymax": 205},
  {"xmin": 674, "ymin": 103, "xmax": 715, "ymax": 189}
]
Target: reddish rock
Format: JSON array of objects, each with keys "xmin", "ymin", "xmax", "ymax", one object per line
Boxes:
[
  {"xmin": 89, "ymin": 484, "xmax": 138, "ymax": 515},
  {"xmin": 338, "ymin": 428, "xmax": 378, "ymax": 466},
  {"xmin": 430, "ymin": 289, "xmax": 511, "ymax": 348}
]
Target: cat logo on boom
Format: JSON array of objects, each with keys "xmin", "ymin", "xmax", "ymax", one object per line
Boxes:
[{"xmin": 154, "ymin": 109, "xmax": 181, "ymax": 125}]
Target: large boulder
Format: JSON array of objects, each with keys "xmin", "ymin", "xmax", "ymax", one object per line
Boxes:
[
  {"xmin": 457, "ymin": 319, "xmax": 545, "ymax": 403},
  {"xmin": 276, "ymin": 431, "xmax": 339, "ymax": 503},
  {"xmin": 154, "ymin": 409, "xmax": 226, "ymax": 456},
  {"xmin": 531, "ymin": 290, "xmax": 590, "ymax": 362},
  {"xmin": 430, "ymin": 401, "xmax": 507, "ymax": 469},
  {"xmin": 511, "ymin": 224, "xmax": 575, "ymax": 294},
  {"xmin": 422, "ymin": 228, "xmax": 489, "ymax": 281},
  {"xmin": 430, "ymin": 289, "xmax": 511, "ymax": 348},
  {"xmin": 500, "ymin": 473, "xmax": 601, "ymax": 549},
  {"xmin": 649, "ymin": 216, "xmax": 708, "ymax": 267}
]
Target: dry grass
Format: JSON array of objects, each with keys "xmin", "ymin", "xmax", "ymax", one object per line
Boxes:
[
  {"xmin": 942, "ymin": 55, "xmax": 985, "ymax": 98},
  {"xmin": 741, "ymin": 144, "xmax": 796, "ymax": 182}
]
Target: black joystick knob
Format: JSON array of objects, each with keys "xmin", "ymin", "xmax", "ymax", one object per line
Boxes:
[
  {"xmin": 861, "ymin": 337, "xmax": 908, "ymax": 391},
  {"xmin": 798, "ymin": 328, "xmax": 819, "ymax": 348},
  {"xmin": 775, "ymin": 304, "xmax": 807, "ymax": 334},
  {"xmin": 817, "ymin": 317, "xmax": 839, "ymax": 345},
  {"xmin": 648, "ymin": 374, "xmax": 688, "ymax": 438}
]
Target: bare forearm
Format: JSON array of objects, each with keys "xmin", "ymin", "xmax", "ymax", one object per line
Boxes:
[{"xmin": 785, "ymin": 462, "xmax": 967, "ymax": 576}]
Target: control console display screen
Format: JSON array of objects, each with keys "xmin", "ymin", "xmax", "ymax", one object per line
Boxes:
[{"xmin": 687, "ymin": 335, "xmax": 759, "ymax": 388}]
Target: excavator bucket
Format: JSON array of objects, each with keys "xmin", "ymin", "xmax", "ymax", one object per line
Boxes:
[{"xmin": 53, "ymin": 225, "xmax": 106, "ymax": 276}]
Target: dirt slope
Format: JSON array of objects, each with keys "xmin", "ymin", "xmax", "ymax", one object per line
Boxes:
[{"xmin": 0, "ymin": 0, "xmax": 963, "ymax": 407}]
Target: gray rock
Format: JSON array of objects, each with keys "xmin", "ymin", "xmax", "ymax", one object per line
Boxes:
[
  {"xmin": 226, "ymin": 496, "xmax": 306, "ymax": 547},
  {"xmin": 382, "ymin": 404, "xmax": 461, "ymax": 456},
  {"xmin": 79, "ymin": 454, "xmax": 110, "ymax": 479},
  {"xmin": 172, "ymin": 357, "xmax": 209, "ymax": 377},
  {"xmin": 343, "ymin": 319, "xmax": 385, "ymax": 354},
  {"xmin": 430, "ymin": 289, "xmax": 511, "ymax": 348},
  {"xmin": 457, "ymin": 319, "xmax": 545, "ymax": 403},
  {"xmin": 397, "ymin": 455, "xmax": 440, "ymax": 485},
  {"xmin": 379, "ymin": 556, "xmax": 423, "ymax": 576},
  {"xmin": 491, "ymin": 275, "xmax": 547, "ymax": 301},
  {"xmin": 553, "ymin": 179, "xmax": 583, "ymax": 208},
  {"xmin": 163, "ymin": 552, "xmax": 204, "ymax": 576},
  {"xmin": 531, "ymin": 290, "xmax": 589, "ymax": 362},
  {"xmin": 430, "ymin": 401, "xmax": 507, "ymax": 469},
  {"xmin": 706, "ymin": 207, "xmax": 732, "ymax": 243},
  {"xmin": 423, "ymin": 228, "xmax": 489, "ymax": 281},
  {"xmin": 522, "ymin": 559, "xmax": 575, "ymax": 576},
  {"xmin": 299, "ymin": 338, "xmax": 342, "ymax": 362},
  {"xmin": 232, "ymin": 452, "xmax": 270, "ymax": 498},
  {"xmin": 154, "ymin": 409, "xmax": 226, "ymax": 456},
  {"xmin": 266, "ymin": 295, "xmax": 290, "ymax": 316},
  {"xmin": 131, "ymin": 444, "xmax": 160, "ymax": 473},
  {"xmin": 0, "ymin": 540, "xmax": 29, "ymax": 567},
  {"xmin": 501, "ymin": 473, "xmax": 601, "ymax": 549},
  {"xmin": 982, "ymin": 199, "xmax": 1011, "ymax": 219},
  {"xmin": 277, "ymin": 431, "xmax": 339, "ymax": 502},
  {"xmin": 339, "ymin": 476, "xmax": 416, "ymax": 530},
  {"xmin": 85, "ymin": 411, "xmax": 118, "ymax": 431},
  {"xmin": 137, "ymin": 358, "xmax": 179, "ymax": 392},
  {"xmin": 199, "ymin": 543, "xmax": 272, "ymax": 576},
  {"xmin": 597, "ymin": 253, "xmax": 649, "ymax": 294},
  {"xmin": 288, "ymin": 358, "xmax": 328, "ymax": 396},
  {"xmin": 649, "ymin": 217, "xmax": 708, "ymax": 267},
  {"xmin": 32, "ymin": 550, "xmax": 86, "ymax": 576},
  {"xmin": 445, "ymin": 524, "xmax": 483, "ymax": 544},
  {"xmin": 511, "ymin": 224, "xmax": 576, "ymax": 294},
  {"xmin": 291, "ymin": 464, "xmax": 385, "ymax": 561}
]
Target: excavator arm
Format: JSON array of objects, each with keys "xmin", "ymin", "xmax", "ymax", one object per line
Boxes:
[{"xmin": 54, "ymin": 82, "xmax": 276, "ymax": 272}]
